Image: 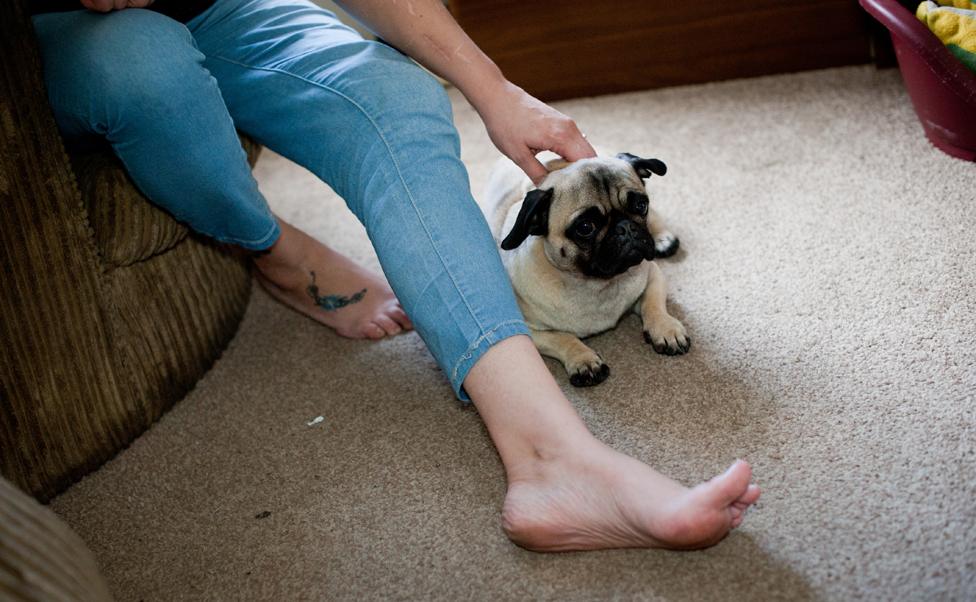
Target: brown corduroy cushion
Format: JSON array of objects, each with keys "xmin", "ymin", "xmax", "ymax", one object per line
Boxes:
[
  {"xmin": 103, "ymin": 235, "xmax": 253, "ymax": 429},
  {"xmin": 0, "ymin": 477, "xmax": 113, "ymax": 602},
  {"xmin": 0, "ymin": 0, "xmax": 258, "ymax": 501}
]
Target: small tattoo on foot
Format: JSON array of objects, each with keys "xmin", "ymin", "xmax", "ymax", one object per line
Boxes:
[{"xmin": 306, "ymin": 271, "xmax": 367, "ymax": 311}]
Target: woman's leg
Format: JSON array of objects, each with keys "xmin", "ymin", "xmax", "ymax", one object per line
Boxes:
[
  {"xmin": 32, "ymin": 8, "xmax": 279, "ymax": 250},
  {"xmin": 190, "ymin": 0, "xmax": 761, "ymax": 550},
  {"xmin": 192, "ymin": 0, "xmax": 530, "ymax": 391},
  {"xmin": 31, "ymin": 7, "xmax": 410, "ymax": 339}
]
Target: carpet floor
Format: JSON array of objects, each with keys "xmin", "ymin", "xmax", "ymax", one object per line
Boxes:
[{"xmin": 50, "ymin": 66, "xmax": 975, "ymax": 601}]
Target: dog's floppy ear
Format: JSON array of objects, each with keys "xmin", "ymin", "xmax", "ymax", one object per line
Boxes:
[
  {"xmin": 616, "ymin": 152, "xmax": 667, "ymax": 179},
  {"xmin": 501, "ymin": 188, "xmax": 553, "ymax": 250}
]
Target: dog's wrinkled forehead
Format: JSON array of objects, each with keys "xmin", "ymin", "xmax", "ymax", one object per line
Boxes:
[
  {"xmin": 546, "ymin": 157, "xmax": 645, "ymax": 212},
  {"xmin": 550, "ymin": 157, "xmax": 643, "ymax": 188}
]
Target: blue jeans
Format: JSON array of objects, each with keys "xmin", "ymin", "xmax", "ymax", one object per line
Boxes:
[{"xmin": 32, "ymin": 0, "xmax": 530, "ymax": 400}]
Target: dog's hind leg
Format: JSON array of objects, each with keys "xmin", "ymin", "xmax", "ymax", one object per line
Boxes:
[
  {"xmin": 636, "ymin": 262, "xmax": 690, "ymax": 356},
  {"xmin": 530, "ymin": 328, "xmax": 610, "ymax": 387}
]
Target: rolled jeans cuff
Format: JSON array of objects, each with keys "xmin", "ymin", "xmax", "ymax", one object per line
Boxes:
[{"xmin": 449, "ymin": 319, "xmax": 531, "ymax": 403}]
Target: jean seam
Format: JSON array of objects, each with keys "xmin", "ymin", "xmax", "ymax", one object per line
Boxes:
[
  {"xmin": 208, "ymin": 53, "xmax": 489, "ymax": 331},
  {"xmin": 449, "ymin": 319, "xmax": 528, "ymax": 386}
]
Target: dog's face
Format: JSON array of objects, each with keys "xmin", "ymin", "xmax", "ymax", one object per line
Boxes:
[{"xmin": 501, "ymin": 153, "xmax": 667, "ymax": 279}]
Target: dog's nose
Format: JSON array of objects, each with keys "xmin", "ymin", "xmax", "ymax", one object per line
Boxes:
[
  {"xmin": 613, "ymin": 219, "xmax": 640, "ymax": 239},
  {"xmin": 615, "ymin": 221, "xmax": 637, "ymax": 237}
]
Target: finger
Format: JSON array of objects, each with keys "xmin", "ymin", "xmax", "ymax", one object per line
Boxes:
[
  {"xmin": 516, "ymin": 152, "xmax": 549, "ymax": 186},
  {"xmin": 550, "ymin": 126, "xmax": 597, "ymax": 162},
  {"xmin": 114, "ymin": 0, "xmax": 129, "ymax": 9}
]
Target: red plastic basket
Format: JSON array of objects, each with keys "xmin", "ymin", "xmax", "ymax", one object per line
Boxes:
[{"xmin": 861, "ymin": 0, "xmax": 976, "ymax": 161}]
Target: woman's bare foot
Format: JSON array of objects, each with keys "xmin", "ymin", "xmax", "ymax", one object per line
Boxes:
[
  {"xmin": 501, "ymin": 440, "xmax": 761, "ymax": 552},
  {"xmin": 464, "ymin": 336, "xmax": 761, "ymax": 553},
  {"xmin": 253, "ymin": 219, "xmax": 412, "ymax": 340}
]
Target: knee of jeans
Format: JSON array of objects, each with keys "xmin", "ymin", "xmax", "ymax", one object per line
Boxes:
[
  {"xmin": 367, "ymin": 55, "xmax": 463, "ymax": 191},
  {"xmin": 399, "ymin": 63, "xmax": 453, "ymax": 119},
  {"xmin": 334, "ymin": 47, "xmax": 463, "ymax": 215},
  {"xmin": 39, "ymin": 10, "xmax": 205, "ymax": 124},
  {"xmin": 357, "ymin": 44, "xmax": 455, "ymax": 131}
]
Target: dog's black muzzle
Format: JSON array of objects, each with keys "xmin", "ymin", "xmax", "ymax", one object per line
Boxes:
[{"xmin": 584, "ymin": 215, "xmax": 657, "ymax": 279}]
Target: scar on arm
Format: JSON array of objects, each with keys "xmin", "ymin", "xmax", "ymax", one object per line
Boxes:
[
  {"xmin": 423, "ymin": 32, "xmax": 452, "ymax": 62},
  {"xmin": 453, "ymin": 43, "xmax": 472, "ymax": 64},
  {"xmin": 421, "ymin": 33, "xmax": 474, "ymax": 65}
]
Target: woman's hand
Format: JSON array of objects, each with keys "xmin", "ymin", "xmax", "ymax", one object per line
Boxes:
[
  {"xmin": 80, "ymin": 0, "xmax": 154, "ymax": 12},
  {"xmin": 473, "ymin": 80, "xmax": 596, "ymax": 185}
]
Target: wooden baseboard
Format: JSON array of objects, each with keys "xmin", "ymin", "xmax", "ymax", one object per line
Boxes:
[{"xmin": 451, "ymin": 0, "xmax": 873, "ymax": 100}]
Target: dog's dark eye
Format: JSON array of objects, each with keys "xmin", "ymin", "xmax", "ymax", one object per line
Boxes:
[
  {"xmin": 627, "ymin": 192, "xmax": 649, "ymax": 216},
  {"xmin": 575, "ymin": 220, "xmax": 596, "ymax": 238}
]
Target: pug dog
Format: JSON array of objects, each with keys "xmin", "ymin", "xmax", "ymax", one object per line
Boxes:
[{"xmin": 484, "ymin": 152, "xmax": 690, "ymax": 386}]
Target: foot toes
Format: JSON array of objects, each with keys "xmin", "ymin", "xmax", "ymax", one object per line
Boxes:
[
  {"xmin": 702, "ymin": 460, "xmax": 753, "ymax": 506},
  {"xmin": 569, "ymin": 362, "xmax": 610, "ymax": 387},
  {"xmin": 738, "ymin": 483, "xmax": 761, "ymax": 506},
  {"xmin": 391, "ymin": 306, "xmax": 414, "ymax": 330},
  {"xmin": 730, "ymin": 512, "xmax": 745, "ymax": 529},
  {"xmin": 363, "ymin": 323, "xmax": 387, "ymax": 340},
  {"xmin": 375, "ymin": 315, "xmax": 402, "ymax": 336}
]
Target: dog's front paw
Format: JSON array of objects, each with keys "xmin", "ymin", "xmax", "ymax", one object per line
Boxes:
[
  {"xmin": 567, "ymin": 355, "xmax": 610, "ymax": 387},
  {"xmin": 643, "ymin": 316, "xmax": 691, "ymax": 356},
  {"xmin": 654, "ymin": 232, "xmax": 679, "ymax": 258}
]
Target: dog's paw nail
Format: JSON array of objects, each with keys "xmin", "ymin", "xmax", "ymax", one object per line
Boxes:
[
  {"xmin": 569, "ymin": 363, "xmax": 610, "ymax": 387},
  {"xmin": 647, "ymin": 335, "xmax": 690, "ymax": 356}
]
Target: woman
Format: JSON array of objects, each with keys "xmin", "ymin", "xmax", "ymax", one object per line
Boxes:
[{"xmin": 31, "ymin": 0, "xmax": 760, "ymax": 551}]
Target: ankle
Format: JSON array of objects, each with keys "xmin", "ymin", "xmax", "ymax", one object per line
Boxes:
[
  {"xmin": 504, "ymin": 431, "xmax": 605, "ymax": 485},
  {"xmin": 251, "ymin": 219, "xmax": 315, "ymax": 273}
]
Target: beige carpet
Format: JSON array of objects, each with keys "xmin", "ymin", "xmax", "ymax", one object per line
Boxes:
[{"xmin": 50, "ymin": 66, "xmax": 975, "ymax": 601}]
